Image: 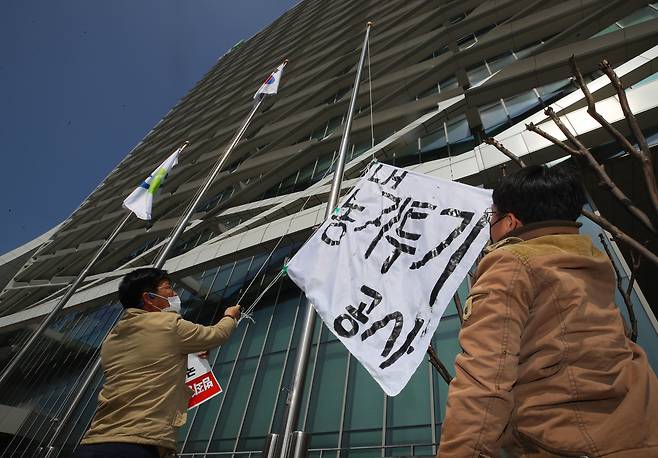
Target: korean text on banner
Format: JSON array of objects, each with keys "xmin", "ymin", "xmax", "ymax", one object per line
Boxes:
[
  {"xmin": 186, "ymin": 354, "xmax": 222, "ymax": 409},
  {"xmin": 286, "ymin": 163, "xmax": 492, "ymax": 396}
]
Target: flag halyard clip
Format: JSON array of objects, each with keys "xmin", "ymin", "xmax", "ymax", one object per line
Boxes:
[{"xmin": 239, "ymin": 311, "xmax": 256, "ymax": 326}]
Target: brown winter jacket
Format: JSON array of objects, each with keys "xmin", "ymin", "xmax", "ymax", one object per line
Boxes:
[
  {"xmin": 81, "ymin": 308, "xmax": 237, "ymax": 452},
  {"xmin": 438, "ymin": 221, "xmax": 658, "ymax": 457}
]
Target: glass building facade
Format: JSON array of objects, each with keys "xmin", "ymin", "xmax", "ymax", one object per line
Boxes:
[{"xmin": 1, "ymin": 1, "xmax": 658, "ymax": 457}]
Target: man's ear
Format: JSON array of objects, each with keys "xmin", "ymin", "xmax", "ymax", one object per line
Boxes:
[
  {"xmin": 508, "ymin": 212, "xmax": 524, "ymax": 230},
  {"xmin": 142, "ymin": 292, "xmax": 156, "ymax": 310}
]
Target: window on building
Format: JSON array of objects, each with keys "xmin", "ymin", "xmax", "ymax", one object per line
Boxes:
[
  {"xmin": 457, "ymin": 33, "xmax": 476, "ymax": 50},
  {"xmin": 419, "ymin": 125, "xmax": 448, "ymax": 162},
  {"xmin": 617, "ymin": 5, "xmax": 658, "ymax": 28},
  {"xmin": 503, "ymin": 90, "xmax": 541, "ymax": 121},
  {"xmin": 311, "ymin": 151, "xmax": 336, "ymax": 183},
  {"xmin": 325, "ymin": 115, "xmax": 344, "ymax": 136},
  {"xmin": 446, "ymin": 115, "xmax": 474, "ymax": 155},
  {"xmin": 536, "ymin": 78, "xmax": 572, "ymax": 102},
  {"xmin": 391, "ymin": 141, "xmax": 421, "ymax": 167},
  {"xmin": 591, "ymin": 5, "xmax": 658, "ymax": 38},
  {"xmin": 422, "ymin": 45, "xmax": 450, "ymax": 62},
  {"xmin": 439, "ymin": 76, "xmax": 458, "ymax": 92},
  {"xmin": 466, "ymin": 63, "xmax": 490, "ymax": 86},
  {"xmin": 479, "ymin": 100, "xmax": 509, "ymax": 134},
  {"xmin": 514, "ymin": 41, "xmax": 542, "ymax": 59},
  {"xmin": 416, "ymin": 83, "xmax": 439, "ymax": 99},
  {"xmin": 449, "ymin": 13, "xmax": 466, "ymax": 24},
  {"xmin": 487, "ymin": 52, "xmax": 515, "ymax": 73},
  {"xmin": 632, "ymin": 70, "xmax": 658, "ymax": 89}
]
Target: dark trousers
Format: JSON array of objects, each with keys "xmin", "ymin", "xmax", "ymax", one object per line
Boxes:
[{"xmin": 73, "ymin": 442, "xmax": 161, "ymax": 458}]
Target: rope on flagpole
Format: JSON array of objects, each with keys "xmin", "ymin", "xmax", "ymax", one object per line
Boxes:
[
  {"xmin": 447, "ymin": 128, "xmax": 455, "ymax": 181},
  {"xmin": 239, "ymin": 269, "xmax": 285, "ymax": 324},
  {"xmin": 367, "ymin": 22, "xmax": 375, "ymax": 155},
  {"xmin": 233, "ymin": 143, "xmax": 377, "ymax": 324},
  {"xmin": 232, "ymin": 152, "xmax": 341, "ymax": 321}
]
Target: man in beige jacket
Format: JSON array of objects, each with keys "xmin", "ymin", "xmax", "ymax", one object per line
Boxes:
[
  {"xmin": 75, "ymin": 268, "xmax": 241, "ymax": 458},
  {"xmin": 438, "ymin": 165, "xmax": 658, "ymax": 457}
]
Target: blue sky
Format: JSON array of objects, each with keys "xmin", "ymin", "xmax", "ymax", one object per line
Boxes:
[{"xmin": 0, "ymin": 0, "xmax": 298, "ymax": 255}]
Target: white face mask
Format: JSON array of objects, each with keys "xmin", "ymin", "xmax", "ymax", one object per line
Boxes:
[{"xmin": 149, "ymin": 293, "xmax": 182, "ymax": 314}]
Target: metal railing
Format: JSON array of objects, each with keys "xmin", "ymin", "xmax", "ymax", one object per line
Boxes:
[{"xmin": 177, "ymin": 442, "xmax": 438, "ymax": 457}]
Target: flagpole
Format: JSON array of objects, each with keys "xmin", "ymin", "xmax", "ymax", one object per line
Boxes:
[
  {"xmin": 0, "ymin": 212, "xmax": 132, "ymax": 389},
  {"xmin": 152, "ymin": 59, "xmax": 287, "ymax": 269},
  {"xmin": 279, "ymin": 22, "xmax": 372, "ymax": 458},
  {"xmin": 42, "ymin": 106, "xmax": 262, "ymax": 449},
  {"xmin": 0, "ymin": 140, "xmax": 191, "ymax": 391},
  {"xmin": 153, "ymin": 96, "xmax": 265, "ymax": 269},
  {"xmin": 44, "ymin": 63, "xmax": 287, "ymax": 456},
  {"xmin": 43, "ymin": 312, "xmax": 123, "ymax": 458}
]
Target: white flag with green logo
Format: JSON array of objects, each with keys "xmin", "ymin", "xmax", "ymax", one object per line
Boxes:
[{"xmin": 123, "ymin": 148, "xmax": 181, "ymax": 220}]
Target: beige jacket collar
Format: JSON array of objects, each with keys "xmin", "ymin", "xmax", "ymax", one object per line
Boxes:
[{"xmin": 505, "ymin": 220, "xmax": 581, "ymax": 241}]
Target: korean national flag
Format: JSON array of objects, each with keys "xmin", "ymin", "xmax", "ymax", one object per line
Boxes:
[{"xmin": 253, "ymin": 60, "xmax": 287, "ymax": 100}]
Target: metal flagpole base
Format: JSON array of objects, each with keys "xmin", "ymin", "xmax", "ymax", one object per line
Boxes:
[
  {"xmin": 262, "ymin": 433, "xmax": 282, "ymax": 458},
  {"xmin": 287, "ymin": 431, "xmax": 309, "ymax": 458}
]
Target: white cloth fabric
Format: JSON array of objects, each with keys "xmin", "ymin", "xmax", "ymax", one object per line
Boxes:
[
  {"xmin": 287, "ymin": 163, "xmax": 492, "ymax": 395},
  {"xmin": 253, "ymin": 61, "xmax": 287, "ymax": 100},
  {"xmin": 123, "ymin": 147, "xmax": 180, "ymax": 220}
]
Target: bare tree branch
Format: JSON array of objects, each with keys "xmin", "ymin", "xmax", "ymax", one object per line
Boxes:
[
  {"xmin": 483, "ymin": 137, "xmax": 527, "ymax": 168},
  {"xmin": 583, "ymin": 209, "xmax": 658, "ymax": 268},
  {"xmin": 527, "ymin": 110, "xmax": 656, "ymax": 234},
  {"xmin": 598, "ymin": 234, "xmax": 638, "ymax": 342},
  {"xmin": 483, "ymin": 58, "xmax": 657, "ymax": 342},
  {"xmin": 598, "ymin": 59, "xmax": 658, "ymax": 217},
  {"xmin": 626, "ymin": 252, "xmax": 641, "ymax": 342},
  {"xmin": 427, "ymin": 345, "xmax": 453, "ymax": 384},
  {"xmin": 526, "ymin": 121, "xmax": 582, "ymax": 158},
  {"xmin": 569, "ymin": 56, "xmax": 644, "ymax": 165},
  {"xmin": 626, "ymin": 251, "xmax": 641, "ymax": 298},
  {"xmin": 485, "ymin": 124, "xmax": 658, "ymax": 267},
  {"xmin": 453, "ymin": 292, "xmax": 464, "ymax": 325}
]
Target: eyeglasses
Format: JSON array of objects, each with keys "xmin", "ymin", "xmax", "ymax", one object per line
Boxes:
[{"xmin": 483, "ymin": 208, "xmax": 507, "ymax": 225}]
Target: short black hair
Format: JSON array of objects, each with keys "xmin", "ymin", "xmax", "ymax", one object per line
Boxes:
[
  {"xmin": 492, "ymin": 165, "xmax": 586, "ymax": 224},
  {"xmin": 118, "ymin": 268, "xmax": 171, "ymax": 309}
]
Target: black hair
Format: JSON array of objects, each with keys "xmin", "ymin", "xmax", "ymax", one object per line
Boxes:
[
  {"xmin": 118, "ymin": 268, "xmax": 171, "ymax": 309},
  {"xmin": 492, "ymin": 165, "xmax": 586, "ymax": 224}
]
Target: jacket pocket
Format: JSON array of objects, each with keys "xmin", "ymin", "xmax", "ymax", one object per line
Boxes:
[
  {"xmin": 515, "ymin": 430, "xmax": 590, "ymax": 458},
  {"xmin": 463, "ymin": 292, "xmax": 488, "ymax": 321},
  {"xmin": 172, "ymin": 410, "xmax": 187, "ymax": 427}
]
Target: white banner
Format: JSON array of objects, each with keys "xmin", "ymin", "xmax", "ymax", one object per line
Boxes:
[{"xmin": 287, "ymin": 163, "xmax": 492, "ymax": 396}]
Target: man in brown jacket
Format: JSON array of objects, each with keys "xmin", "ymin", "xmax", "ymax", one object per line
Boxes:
[
  {"xmin": 75, "ymin": 268, "xmax": 241, "ymax": 458},
  {"xmin": 438, "ymin": 165, "xmax": 658, "ymax": 457}
]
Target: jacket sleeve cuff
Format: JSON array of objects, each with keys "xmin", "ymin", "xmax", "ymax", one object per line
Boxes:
[{"xmin": 222, "ymin": 315, "xmax": 238, "ymax": 326}]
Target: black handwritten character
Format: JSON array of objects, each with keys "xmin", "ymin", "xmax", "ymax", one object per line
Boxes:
[
  {"xmin": 321, "ymin": 189, "xmax": 365, "ymax": 246},
  {"xmin": 361, "ymin": 197, "xmax": 437, "ymax": 273},
  {"xmin": 361, "ymin": 313, "xmax": 425, "ymax": 369},
  {"xmin": 379, "ymin": 318, "xmax": 424, "ymax": 369},
  {"xmin": 333, "ymin": 284, "xmax": 427, "ymax": 370},
  {"xmin": 368, "ymin": 163, "xmax": 407, "ymax": 189},
  {"xmin": 411, "ymin": 210, "xmax": 488, "ymax": 306},
  {"xmin": 333, "ymin": 286, "xmax": 382, "ymax": 337}
]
